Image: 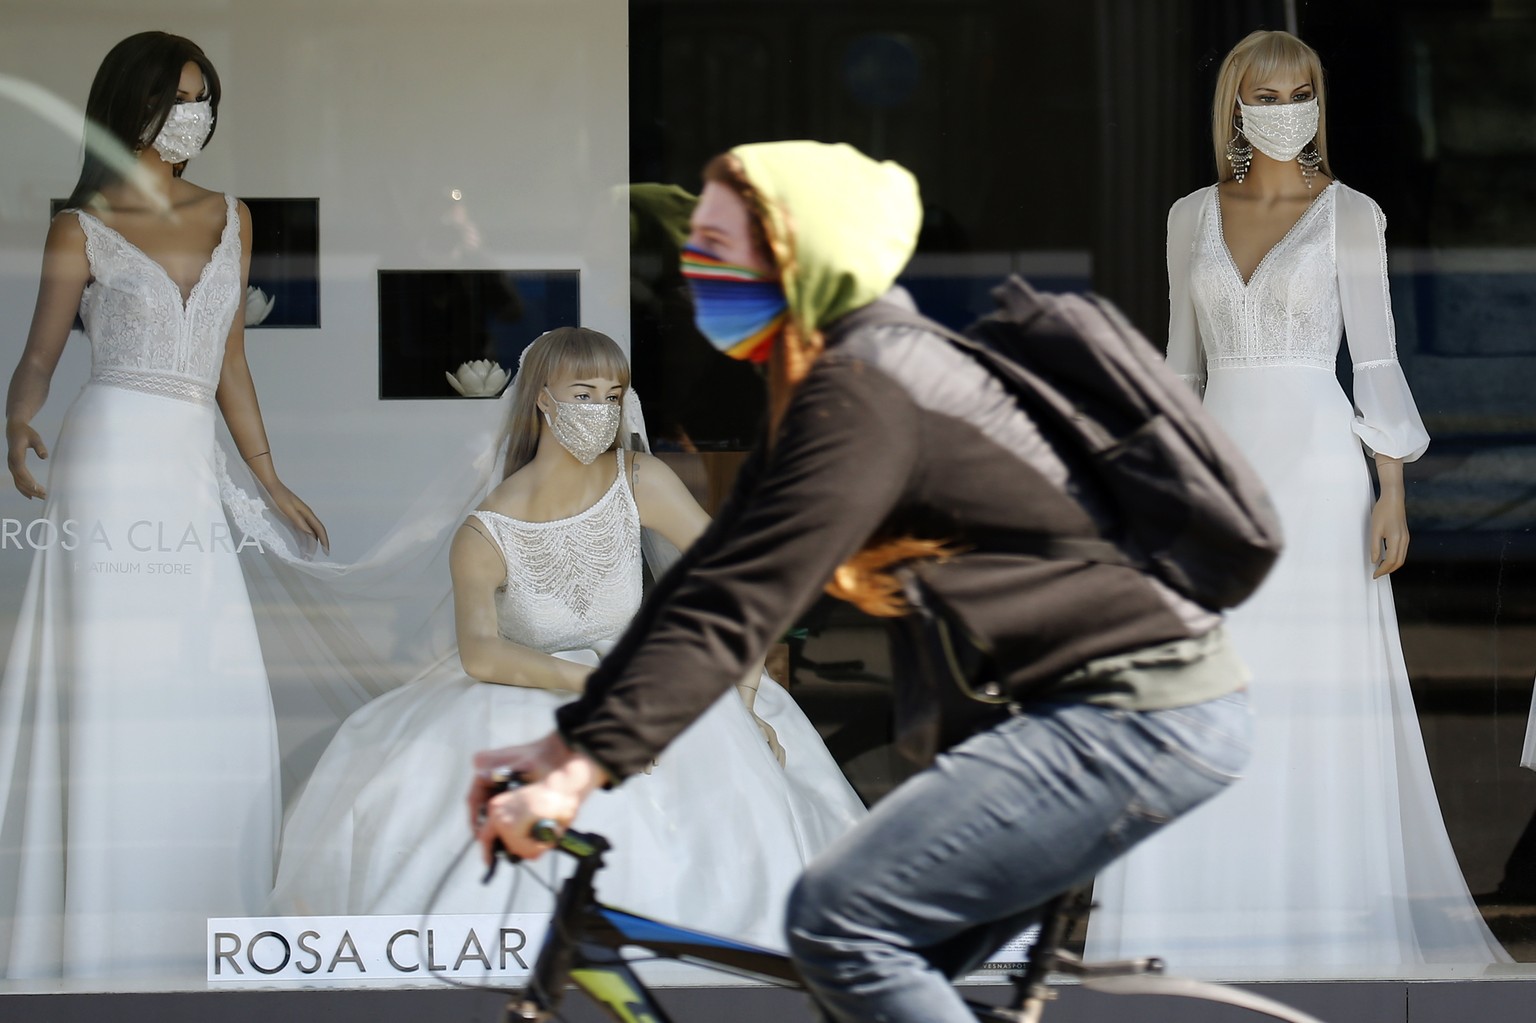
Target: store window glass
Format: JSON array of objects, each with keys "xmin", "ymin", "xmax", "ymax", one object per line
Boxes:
[
  {"xmin": 0, "ymin": 0, "xmax": 1529, "ymax": 999},
  {"xmin": 630, "ymin": 0, "xmax": 1536, "ymax": 985}
]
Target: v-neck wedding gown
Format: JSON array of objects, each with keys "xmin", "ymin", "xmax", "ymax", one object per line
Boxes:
[
  {"xmin": 0, "ymin": 196, "xmax": 280, "ymax": 979},
  {"xmin": 1085, "ymin": 182, "xmax": 1507, "ymax": 972}
]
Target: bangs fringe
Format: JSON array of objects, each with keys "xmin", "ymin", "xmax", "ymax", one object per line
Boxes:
[
  {"xmin": 539, "ymin": 328, "xmax": 631, "ymax": 389},
  {"xmin": 1242, "ymin": 34, "xmax": 1320, "ymax": 90}
]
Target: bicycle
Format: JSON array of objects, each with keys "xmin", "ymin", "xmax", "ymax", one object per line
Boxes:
[{"xmin": 484, "ymin": 811, "xmax": 1327, "ymax": 1023}]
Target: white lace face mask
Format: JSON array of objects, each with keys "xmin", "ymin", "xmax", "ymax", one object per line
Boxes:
[
  {"xmin": 1238, "ymin": 98, "xmax": 1318, "ymax": 163},
  {"xmin": 542, "ymin": 388, "xmax": 622, "ymax": 465},
  {"xmin": 148, "ymin": 99, "xmax": 215, "ymax": 164}
]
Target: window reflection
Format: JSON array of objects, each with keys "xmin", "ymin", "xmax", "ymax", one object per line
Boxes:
[{"xmin": 0, "ymin": 0, "xmax": 1530, "ymax": 995}]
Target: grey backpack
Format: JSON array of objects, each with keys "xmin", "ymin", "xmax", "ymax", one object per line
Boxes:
[{"xmin": 835, "ymin": 275, "xmax": 1282, "ymax": 611}]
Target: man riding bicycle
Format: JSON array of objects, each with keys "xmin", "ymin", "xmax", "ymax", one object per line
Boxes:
[{"xmin": 469, "ymin": 141, "xmax": 1261, "ymax": 1023}]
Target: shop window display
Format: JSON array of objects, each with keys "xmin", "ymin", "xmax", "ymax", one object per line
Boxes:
[{"xmin": 0, "ymin": 0, "xmax": 1531, "ymax": 1007}]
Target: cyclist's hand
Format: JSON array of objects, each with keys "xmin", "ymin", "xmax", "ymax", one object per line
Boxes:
[{"xmin": 469, "ymin": 732, "xmax": 608, "ymax": 863}]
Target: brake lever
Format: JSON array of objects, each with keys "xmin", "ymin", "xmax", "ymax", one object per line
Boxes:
[{"xmin": 480, "ymin": 769, "xmax": 563, "ymax": 882}]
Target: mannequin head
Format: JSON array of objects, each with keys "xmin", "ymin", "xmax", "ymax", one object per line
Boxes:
[
  {"xmin": 503, "ymin": 327, "xmax": 630, "ymax": 477},
  {"xmin": 66, "ymin": 31, "xmax": 221, "ymax": 209},
  {"xmin": 1212, "ymin": 30, "xmax": 1332, "ymax": 182}
]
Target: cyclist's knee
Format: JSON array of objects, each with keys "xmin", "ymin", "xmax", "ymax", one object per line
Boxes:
[
  {"xmin": 786, "ymin": 861, "xmax": 847, "ymax": 942},
  {"xmin": 787, "ymin": 858, "xmax": 884, "ymax": 953},
  {"xmin": 786, "ymin": 868, "xmax": 823, "ymax": 937}
]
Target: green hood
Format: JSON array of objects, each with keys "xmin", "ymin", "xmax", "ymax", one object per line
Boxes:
[{"xmin": 731, "ymin": 141, "xmax": 921, "ymax": 332}]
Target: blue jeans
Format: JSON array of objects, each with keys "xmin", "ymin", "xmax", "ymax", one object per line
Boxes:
[{"xmin": 785, "ymin": 690, "xmax": 1252, "ymax": 1023}]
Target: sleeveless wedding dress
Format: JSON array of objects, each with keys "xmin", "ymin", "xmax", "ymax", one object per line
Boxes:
[
  {"xmin": 1085, "ymin": 182, "xmax": 1508, "ymax": 972},
  {"xmin": 269, "ymin": 448, "xmax": 866, "ymax": 949},
  {"xmin": 0, "ymin": 196, "xmax": 281, "ymax": 979}
]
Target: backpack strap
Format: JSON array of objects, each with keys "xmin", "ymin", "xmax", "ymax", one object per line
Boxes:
[
  {"xmin": 826, "ymin": 299, "xmax": 971, "ymax": 351},
  {"xmin": 829, "ymin": 299, "xmax": 1085, "ymax": 436}
]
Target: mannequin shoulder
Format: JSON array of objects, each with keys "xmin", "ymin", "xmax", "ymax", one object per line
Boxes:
[
  {"xmin": 1328, "ymin": 181, "xmax": 1389, "ymax": 234},
  {"xmin": 36, "ymin": 213, "xmax": 91, "ymax": 286},
  {"xmin": 628, "ymin": 450, "xmax": 710, "ymax": 544},
  {"xmin": 1169, "ymin": 185, "xmax": 1216, "ymax": 219},
  {"xmin": 166, "ymin": 182, "xmax": 238, "ymax": 233},
  {"xmin": 43, "ymin": 209, "xmax": 88, "ymax": 252},
  {"xmin": 1166, "ymin": 185, "xmax": 1216, "ymax": 238},
  {"xmin": 1328, "ymin": 179, "xmax": 1380, "ymax": 211},
  {"xmin": 628, "ymin": 451, "xmax": 693, "ymax": 505},
  {"xmin": 478, "ymin": 467, "xmax": 540, "ymax": 519}
]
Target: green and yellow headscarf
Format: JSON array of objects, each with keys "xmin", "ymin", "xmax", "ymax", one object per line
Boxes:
[{"xmin": 730, "ymin": 141, "xmax": 922, "ymax": 335}]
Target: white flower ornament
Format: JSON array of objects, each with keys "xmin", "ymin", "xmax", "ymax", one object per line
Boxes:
[
  {"xmin": 244, "ymin": 285, "xmax": 276, "ymax": 327},
  {"xmin": 447, "ymin": 359, "xmax": 510, "ymax": 397}
]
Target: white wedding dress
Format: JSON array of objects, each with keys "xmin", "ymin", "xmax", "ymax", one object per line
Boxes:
[
  {"xmin": 0, "ymin": 196, "xmax": 281, "ymax": 979},
  {"xmin": 269, "ymin": 448, "xmax": 866, "ymax": 949},
  {"xmin": 1085, "ymin": 182, "xmax": 1508, "ymax": 972}
]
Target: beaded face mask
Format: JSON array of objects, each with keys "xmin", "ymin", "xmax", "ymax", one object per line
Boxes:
[
  {"xmin": 542, "ymin": 388, "xmax": 622, "ymax": 465},
  {"xmin": 1237, "ymin": 98, "xmax": 1318, "ymax": 163},
  {"xmin": 148, "ymin": 99, "xmax": 215, "ymax": 164}
]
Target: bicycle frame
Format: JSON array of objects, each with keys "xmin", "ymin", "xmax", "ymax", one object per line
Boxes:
[
  {"xmin": 503, "ymin": 828, "xmax": 1036, "ymax": 1023},
  {"xmin": 501, "ymin": 828, "xmax": 1327, "ymax": 1023}
]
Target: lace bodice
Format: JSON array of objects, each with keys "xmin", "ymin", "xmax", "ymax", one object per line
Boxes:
[
  {"xmin": 1190, "ymin": 184, "xmax": 1343, "ymax": 372},
  {"xmin": 74, "ymin": 194, "xmax": 242, "ymax": 408},
  {"xmin": 470, "ymin": 449, "xmax": 643, "ymax": 654},
  {"xmin": 1165, "ymin": 182, "xmax": 1429, "ymax": 462}
]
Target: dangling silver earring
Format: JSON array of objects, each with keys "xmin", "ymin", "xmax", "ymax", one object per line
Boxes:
[
  {"xmin": 1225, "ymin": 115, "xmax": 1252, "ymax": 184},
  {"xmin": 1298, "ymin": 140, "xmax": 1322, "ymax": 190}
]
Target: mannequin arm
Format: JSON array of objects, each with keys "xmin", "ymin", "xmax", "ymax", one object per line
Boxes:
[
  {"xmin": 1164, "ymin": 191, "xmax": 1207, "ymax": 394},
  {"xmin": 629, "ymin": 451, "xmax": 711, "ymax": 550},
  {"xmin": 1370, "ymin": 455, "xmax": 1408, "ymax": 578},
  {"xmin": 452, "ymin": 520, "xmax": 591, "ymax": 691},
  {"xmin": 5, "ymin": 215, "xmax": 90, "ymax": 499},
  {"xmin": 732, "ymin": 667, "xmax": 785, "ymax": 765},
  {"xmin": 214, "ymin": 202, "xmax": 330, "ymax": 552}
]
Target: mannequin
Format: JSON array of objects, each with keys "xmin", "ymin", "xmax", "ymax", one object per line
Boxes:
[
  {"xmin": 268, "ymin": 328, "xmax": 865, "ymax": 949},
  {"xmin": 0, "ymin": 31, "xmax": 325, "ymax": 978},
  {"xmin": 1086, "ymin": 29, "xmax": 1506, "ymax": 972}
]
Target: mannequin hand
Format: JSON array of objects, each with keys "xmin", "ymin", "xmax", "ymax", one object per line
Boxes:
[
  {"xmin": 265, "ymin": 479, "xmax": 330, "ymax": 554},
  {"xmin": 760, "ymin": 718, "xmax": 786, "ymax": 767},
  {"xmin": 1369, "ymin": 491, "xmax": 1409, "ymax": 578},
  {"xmin": 736, "ymin": 680, "xmax": 786, "ymax": 767},
  {"xmin": 468, "ymin": 733, "xmax": 607, "ymax": 862},
  {"xmin": 5, "ymin": 420, "xmax": 48, "ymax": 500}
]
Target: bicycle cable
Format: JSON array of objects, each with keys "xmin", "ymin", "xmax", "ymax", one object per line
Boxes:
[
  {"xmin": 413, "ymin": 834, "xmax": 583, "ymax": 1023},
  {"xmin": 414, "ymin": 834, "xmax": 535, "ymax": 997}
]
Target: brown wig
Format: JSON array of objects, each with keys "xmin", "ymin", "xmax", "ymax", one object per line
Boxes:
[
  {"xmin": 702, "ymin": 153, "xmax": 948, "ymax": 617},
  {"xmin": 66, "ymin": 31, "xmax": 222, "ymax": 210}
]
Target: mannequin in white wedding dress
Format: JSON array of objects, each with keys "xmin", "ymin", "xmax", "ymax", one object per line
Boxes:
[
  {"xmin": 269, "ymin": 328, "xmax": 865, "ymax": 948},
  {"xmin": 1086, "ymin": 29, "xmax": 1508, "ymax": 972},
  {"xmin": 0, "ymin": 33, "xmax": 327, "ymax": 979}
]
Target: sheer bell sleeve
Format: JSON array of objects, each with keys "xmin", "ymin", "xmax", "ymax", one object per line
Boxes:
[
  {"xmin": 1335, "ymin": 184, "xmax": 1430, "ymax": 462},
  {"xmin": 1165, "ymin": 189, "xmax": 1208, "ymax": 397}
]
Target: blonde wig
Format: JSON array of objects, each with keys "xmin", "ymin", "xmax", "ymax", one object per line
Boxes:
[
  {"xmin": 502, "ymin": 327, "xmax": 631, "ymax": 478},
  {"xmin": 1212, "ymin": 30, "xmax": 1333, "ymax": 183}
]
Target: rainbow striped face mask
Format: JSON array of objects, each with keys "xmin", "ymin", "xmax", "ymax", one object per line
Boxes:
[{"xmin": 680, "ymin": 245, "xmax": 787, "ymax": 363}]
